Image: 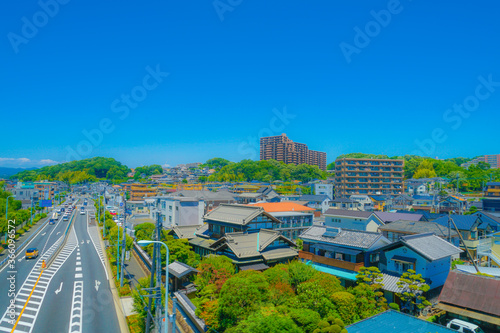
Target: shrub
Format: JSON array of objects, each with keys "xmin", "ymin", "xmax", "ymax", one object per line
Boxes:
[
  {"xmin": 16, "ymin": 229, "xmax": 25, "ymax": 235},
  {"xmin": 389, "ymin": 303, "xmax": 400, "ymax": 311}
]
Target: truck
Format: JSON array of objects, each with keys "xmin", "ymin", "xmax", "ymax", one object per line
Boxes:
[{"xmin": 49, "ymin": 212, "xmax": 58, "ymax": 225}]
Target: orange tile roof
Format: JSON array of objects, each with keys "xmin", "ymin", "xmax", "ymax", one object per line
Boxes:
[{"xmin": 249, "ymin": 202, "xmax": 315, "ymax": 213}]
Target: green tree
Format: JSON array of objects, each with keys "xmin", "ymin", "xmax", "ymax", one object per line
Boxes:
[
  {"xmin": 228, "ymin": 309, "xmax": 303, "ymax": 333},
  {"xmin": 218, "ymin": 270, "xmax": 271, "ymax": 330},
  {"xmin": 396, "ymin": 269, "xmax": 431, "ymax": 315}
]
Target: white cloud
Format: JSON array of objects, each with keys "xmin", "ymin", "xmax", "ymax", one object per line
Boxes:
[
  {"xmin": 162, "ymin": 162, "xmax": 171, "ymax": 168},
  {"xmin": 39, "ymin": 159, "xmax": 59, "ymax": 165},
  {"xmin": 0, "ymin": 157, "xmax": 59, "ymax": 168},
  {"xmin": 0, "ymin": 157, "xmax": 31, "ymax": 163}
]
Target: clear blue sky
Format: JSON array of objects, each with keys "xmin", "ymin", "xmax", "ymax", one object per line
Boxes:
[{"xmin": 1, "ymin": 0, "xmax": 499, "ymax": 168}]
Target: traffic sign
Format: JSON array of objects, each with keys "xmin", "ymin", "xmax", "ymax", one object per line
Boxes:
[{"xmin": 120, "ymin": 202, "xmax": 124, "ymax": 207}]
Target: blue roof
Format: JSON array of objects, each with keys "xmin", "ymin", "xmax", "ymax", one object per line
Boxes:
[
  {"xmin": 306, "ymin": 261, "xmax": 358, "ymax": 281},
  {"xmin": 346, "ymin": 310, "xmax": 455, "ymax": 333},
  {"xmin": 434, "ymin": 215, "xmax": 479, "ymax": 231},
  {"xmin": 412, "ymin": 195, "xmax": 435, "ymax": 200},
  {"xmin": 368, "ymin": 195, "xmax": 388, "ymax": 201},
  {"xmin": 299, "ymin": 194, "xmax": 331, "ymax": 202}
]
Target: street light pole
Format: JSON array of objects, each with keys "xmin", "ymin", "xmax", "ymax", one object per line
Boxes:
[{"xmin": 138, "ymin": 240, "xmax": 174, "ymax": 333}]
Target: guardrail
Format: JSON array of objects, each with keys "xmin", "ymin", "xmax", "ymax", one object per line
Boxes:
[
  {"xmin": 46, "ymin": 200, "xmax": 80, "ymax": 267},
  {"xmin": 0, "ymin": 216, "xmax": 52, "ymax": 270},
  {"xmin": 133, "ymin": 242, "xmax": 152, "ymax": 271}
]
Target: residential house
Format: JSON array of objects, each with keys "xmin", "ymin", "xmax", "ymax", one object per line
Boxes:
[
  {"xmin": 377, "ymin": 233, "xmax": 462, "ymax": 301},
  {"xmin": 323, "ymin": 209, "xmax": 373, "ymax": 231},
  {"xmin": 175, "ymin": 189, "xmax": 236, "ymax": 212},
  {"xmin": 437, "ymin": 271, "xmax": 500, "ymax": 330},
  {"xmin": 369, "ymin": 211, "xmax": 427, "ymax": 226},
  {"xmin": 368, "ymin": 195, "xmax": 390, "ymax": 211},
  {"xmin": 329, "ymin": 197, "xmax": 361, "ymax": 211},
  {"xmin": 433, "ymin": 214, "xmax": 500, "ymax": 257},
  {"xmin": 256, "ymin": 186, "xmax": 280, "ymax": 202},
  {"xmin": 411, "ymin": 195, "xmax": 437, "ymax": 212},
  {"xmin": 378, "ymin": 220, "xmax": 460, "ymax": 246},
  {"xmin": 485, "ymin": 181, "xmax": 500, "ymax": 198},
  {"xmin": 152, "ymin": 195, "xmax": 204, "ymax": 228},
  {"xmin": 389, "ymin": 194, "xmax": 414, "ymax": 211},
  {"xmin": 299, "ymin": 225, "xmax": 390, "ymax": 287},
  {"xmin": 482, "ymin": 197, "xmax": 500, "ymax": 212},
  {"xmin": 187, "ymin": 204, "xmax": 298, "ymax": 269},
  {"xmin": 438, "ymin": 195, "xmax": 467, "ymax": 214},
  {"xmin": 208, "ymin": 230, "xmax": 298, "ymax": 270},
  {"xmin": 248, "ymin": 202, "xmax": 315, "ymax": 239},
  {"xmin": 299, "ymin": 194, "xmax": 331, "ymax": 213},
  {"xmin": 236, "ymin": 192, "xmax": 267, "ymax": 204},
  {"xmin": 349, "ymin": 194, "xmax": 374, "ymax": 210},
  {"xmin": 405, "ymin": 179, "xmax": 428, "ymax": 195},
  {"xmin": 313, "ymin": 182, "xmax": 334, "ymax": 200}
]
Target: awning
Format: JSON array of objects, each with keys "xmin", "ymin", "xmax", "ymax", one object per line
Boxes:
[
  {"xmin": 391, "ymin": 255, "xmax": 416, "ymax": 264},
  {"xmin": 436, "ymin": 302, "xmax": 500, "ymax": 326},
  {"xmin": 307, "ymin": 262, "xmax": 358, "ymax": 281},
  {"xmin": 262, "ymin": 248, "xmax": 298, "ymax": 261},
  {"xmin": 240, "ymin": 263, "xmax": 270, "ymax": 271},
  {"xmin": 311, "ymin": 243, "xmax": 362, "ymax": 256}
]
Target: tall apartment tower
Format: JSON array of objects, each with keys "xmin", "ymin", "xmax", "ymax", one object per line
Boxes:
[
  {"xmin": 335, "ymin": 158, "xmax": 404, "ymax": 197},
  {"xmin": 260, "ymin": 134, "xmax": 327, "ymax": 171}
]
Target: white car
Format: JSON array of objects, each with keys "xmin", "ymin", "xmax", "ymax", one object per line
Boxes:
[
  {"xmin": 80, "ymin": 210, "xmax": 85, "ymax": 215},
  {"xmin": 447, "ymin": 319, "xmax": 484, "ymax": 333}
]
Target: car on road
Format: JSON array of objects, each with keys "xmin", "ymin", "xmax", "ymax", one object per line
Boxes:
[
  {"xmin": 80, "ymin": 210, "xmax": 85, "ymax": 215},
  {"xmin": 63, "ymin": 215, "xmax": 69, "ymax": 221},
  {"xmin": 25, "ymin": 248, "xmax": 39, "ymax": 259}
]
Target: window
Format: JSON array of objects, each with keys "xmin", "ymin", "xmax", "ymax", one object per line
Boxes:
[
  {"xmin": 169, "ymin": 205, "xmax": 172, "ymax": 212},
  {"xmin": 169, "ymin": 216, "xmax": 172, "ymax": 222}
]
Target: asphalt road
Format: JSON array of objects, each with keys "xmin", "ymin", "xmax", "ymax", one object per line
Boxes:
[{"xmin": 0, "ymin": 198, "xmax": 120, "ymax": 333}]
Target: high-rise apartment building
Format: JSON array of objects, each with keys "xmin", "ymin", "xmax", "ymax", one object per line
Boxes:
[
  {"xmin": 260, "ymin": 134, "xmax": 327, "ymax": 170},
  {"xmin": 335, "ymin": 158, "xmax": 404, "ymax": 197},
  {"xmin": 461, "ymin": 154, "xmax": 500, "ymax": 169}
]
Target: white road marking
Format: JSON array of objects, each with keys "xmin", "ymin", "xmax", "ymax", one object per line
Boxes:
[
  {"xmin": 55, "ymin": 282, "xmax": 63, "ymax": 295},
  {"xmin": 75, "ymin": 267, "xmax": 82, "ymax": 271},
  {"xmin": 68, "ymin": 281, "xmax": 83, "ymax": 333},
  {"xmin": 75, "ymin": 273, "xmax": 83, "ymax": 279},
  {"xmin": 76, "ymin": 261, "xmax": 81, "ymax": 266},
  {"xmin": 41, "ymin": 232, "xmax": 46, "ymax": 236},
  {"xmin": 95, "ymin": 280, "xmax": 101, "ymax": 291}
]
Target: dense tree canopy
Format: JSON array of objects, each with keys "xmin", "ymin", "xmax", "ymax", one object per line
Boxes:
[
  {"xmin": 193, "ymin": 260, "xmax": 386, "ymax": 332},
  {"xmin": 11, "ymin": 157, "xmax": 130, "ymax": 183},
  {"xmin": 208, "ymin": 159, "xmax": 328, "ymax": 182}
]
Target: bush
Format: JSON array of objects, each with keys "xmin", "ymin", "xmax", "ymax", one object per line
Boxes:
[
  {"xmin": 41, "ymin": 213, "xmax": 47, "ymax": 218},
  {"xmin": 16, "ymin": 229, "xmax": 25, "ymax": 235},
  {"xmin": 389, "ymin": 303, "xmax": 400, "ymax": 311}
]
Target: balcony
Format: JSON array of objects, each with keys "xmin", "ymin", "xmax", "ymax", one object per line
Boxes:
[{"xmin": 298, "ymin": 251, "xmax": 364, "ymax": 272}]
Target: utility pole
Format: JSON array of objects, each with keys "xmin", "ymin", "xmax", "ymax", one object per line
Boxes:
[
  {"xmin": 120, "ymin": 195, "xmax": 127, "ymax": 287},
  {"xmin": 145, "ymin": 206, "xmax": 164, "ymax": 333}
]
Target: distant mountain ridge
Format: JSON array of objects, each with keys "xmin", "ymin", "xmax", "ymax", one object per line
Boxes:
[{"xmin": 0, "ymin": 167, "xmax": 37, "ymax": 178}]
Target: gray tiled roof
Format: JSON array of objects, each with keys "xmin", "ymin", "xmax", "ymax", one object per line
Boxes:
[
  {"xmin": 168, "ymin": 261, "xmax": 198, "ymax": 279},
  {"xmin": 324, "ymin": 209, "xmax": 372, "ymax": 218},
  {"xmin": 169, "ymin": 224, "xmax": 205, "ymax": 240},
  {"xmin": 204, "ymin": 204, "xmax": 270, "ymax": 225},
  {"xmin": 378, "ymin": 220, "xmax": 458, "ymax": 238},
  {"xmin": 300, "ymin": 226, "xmax": 386, "ymax": 250},
  {"xmin": 211, "ymin": 229, "xmax": 296, "ymax": 259},
  {"xmin": 176, "ymin": 190, "xmax": 236, "ymax": 201},
  {"xmin": 401, "ymin": 233, "xmax": 462, "ymax": 261},
  {"xmin": 373, "ymin": 212, "xmax": 424, "ymax": 223}
]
